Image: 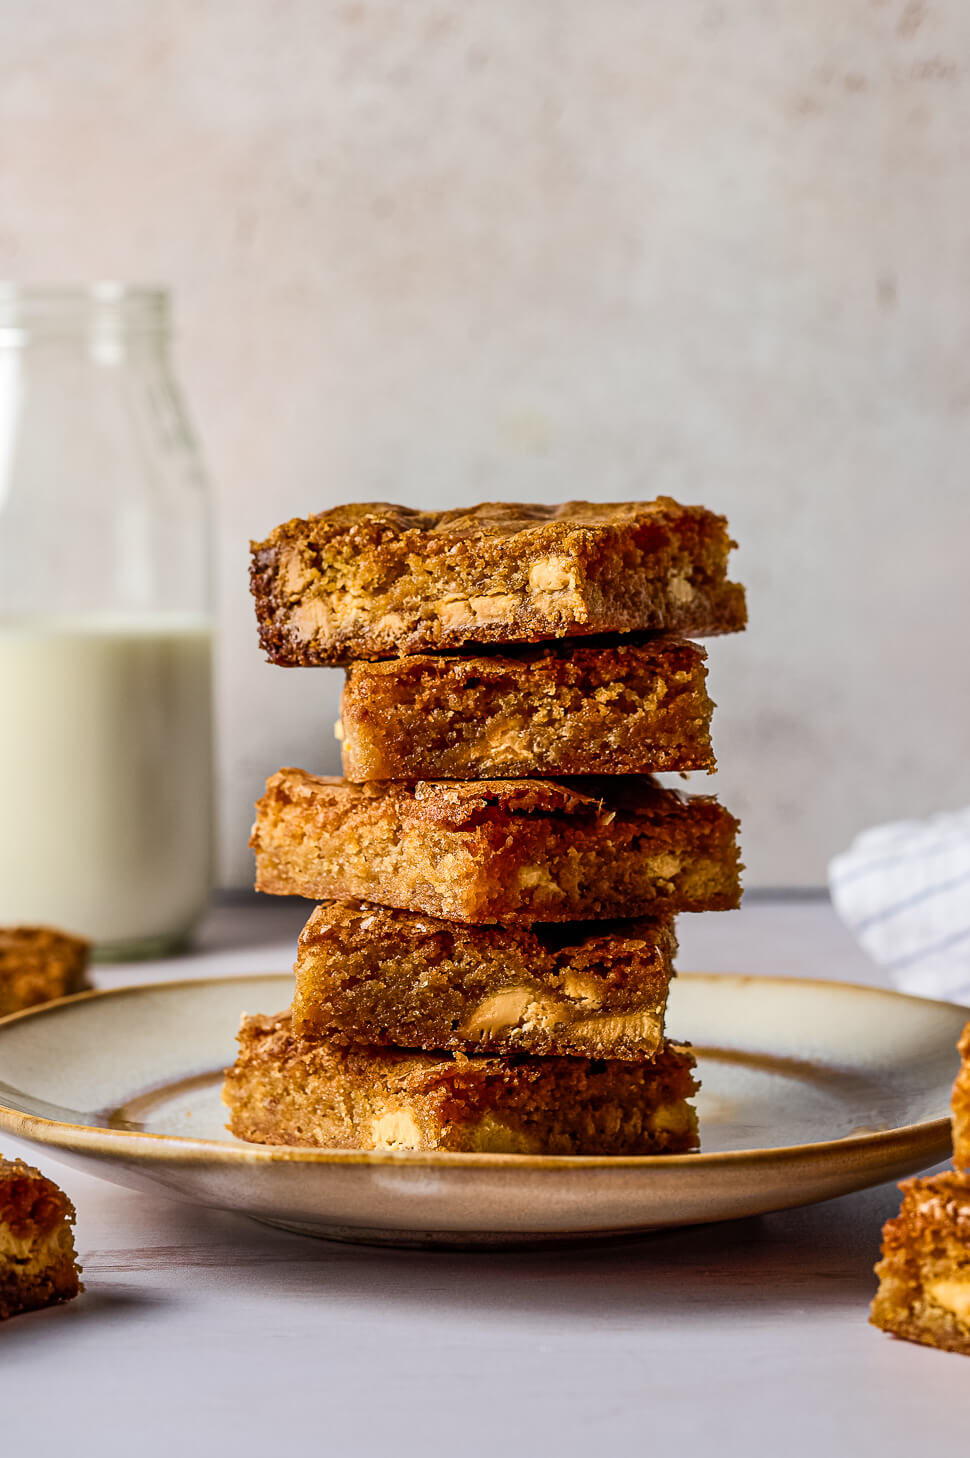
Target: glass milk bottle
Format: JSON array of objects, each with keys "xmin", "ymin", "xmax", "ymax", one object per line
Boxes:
[{"xmin": 0, "ymin": 285, "xmax": 214, "ymax": 958}]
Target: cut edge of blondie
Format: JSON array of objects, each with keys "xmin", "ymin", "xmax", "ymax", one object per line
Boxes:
[{"xmin": 223, "ymin": 1010, "xmax": 700, "ymax": 1157}]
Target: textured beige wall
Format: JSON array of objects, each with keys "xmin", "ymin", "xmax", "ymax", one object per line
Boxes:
[{"xmin": 2, "ymin": 1, "xmax": 968, "ymax": 886}]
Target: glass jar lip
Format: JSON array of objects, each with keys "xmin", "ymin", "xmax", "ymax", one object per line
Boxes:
[{"xmin": 0, "ymin": 284, "xmax": 170, "ymax": 339}]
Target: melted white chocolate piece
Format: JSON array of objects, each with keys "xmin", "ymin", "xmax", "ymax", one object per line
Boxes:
[
  {"xmin": 515, "ymin": 864, "xmax": 562, "ymax": 894},
  {"xmin": 370, "ymin": 1107, "xmax": 422, "ymax": 1149},
  {"xmin": 462, "ymin": 987, "xmax": 561, "ymax": 1038},
  {"xmin": 570, "ymin": 1009, "xmax": 663, "ymax": 1052},
  {"xmin": 927, "ymin": 1278, "xmax": 970, "ymax": 1323},
  {"xmin": 666, "ymin": 569, "xmax": 695, "ymax": 605},
  {"xmin": 469, "ymin": 594, "xmax": 518, "ymax": 622},
  {"xmin": 528, "ymin": 556, "xmax": 577, "ymax": 593},
  {"xmin": 461, "ymin": 985, "xmax": 663, "ymax": 1054}
]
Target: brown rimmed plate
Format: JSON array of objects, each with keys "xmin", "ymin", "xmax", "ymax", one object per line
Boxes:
[{"xmin": 0, "ymin": 973, "xmax": 962, "ymax": 1247}]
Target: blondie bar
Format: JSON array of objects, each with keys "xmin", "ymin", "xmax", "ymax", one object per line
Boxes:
[
  {"xmin": 292, "ymin": 901, "xmax": 676, "ymax": 1059},
  {"xmin": 252, "ymin": 770, "xmax": 741, "ymax": 923},
  {"xmin": 250, "ymin": 499, "xmax": 746, "ymax": 664},
  {"xmin": 0, "ymin": 927, "xmax": 90, "ymax": 1019},
  {"xmin": 223, "ymin": 1011, "xmax": 699, "ymax": 1156},
  {"xmin": 953, "ymin": 1022, "xmax": 970, "ymax": 1170},
  {"xmin": 0, "ymin": 1156, "xmax": 82, "ymax": 1321},
  {"xmin": 338, "ymin": 637, "xmax": 715, "ymax": 781},
  {"xmin": 870, "ymin": 1172, "xmax": 970, "ymax": 1356}
]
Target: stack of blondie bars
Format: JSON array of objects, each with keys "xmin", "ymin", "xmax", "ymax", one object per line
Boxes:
[{"xmin": 224, "ymin": 499, "xmax": 745, "ymax": 1155}]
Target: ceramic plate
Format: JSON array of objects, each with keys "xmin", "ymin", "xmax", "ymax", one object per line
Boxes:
[{"xmin": 0, "ymin": 973, "xmax": 963, "ymax": 1247}]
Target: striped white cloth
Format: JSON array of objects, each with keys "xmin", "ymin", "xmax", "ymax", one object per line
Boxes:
[{"xmin": 829, "ymin": 806, "xmax": 970, "ymax": 1004}]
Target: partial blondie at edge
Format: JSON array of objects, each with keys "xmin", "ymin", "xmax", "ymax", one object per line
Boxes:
[
  {"xmin": 251, "ymin": 769, "xmax": 742, "ymax": 923},
  {"xmin": 0, "ymin": 1157, "xmax": 82, "ymax": 1322},
  {"xmin": 250, "ymin": 499, "xmax": 746, "ymax": 664},
  {"xmin": 870, "ymin": 1172, "xmax": 970, "ymax": 1356},
  {"xmin": 339, "ymin": 637, "xmax": 716, "ymax": 780},
  {"xmin": 223, "ymin": 1011, "xmax": 699, "ymax": 1156},
  {"xmin": 292, "ymin": 901, "xmax": 676, "ymax": 1060},
  {"xmin": 0, "ymin": 927, "xmax": 90, "ymax": 1019},
  {"xmin": 952, "ymin": 1022, "xmax": 970, "ymax": 1171}
]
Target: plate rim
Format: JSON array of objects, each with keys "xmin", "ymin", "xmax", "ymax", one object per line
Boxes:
[{"xmin": 0, "ymin": 970, "xmax": 961, "ymax": 1174}]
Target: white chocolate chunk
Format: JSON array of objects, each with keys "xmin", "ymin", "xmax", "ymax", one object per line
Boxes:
[
  {"xmin": 640, "ymin": 852, "xmax": 683, "ymax": 881},
  {"xmin": 528, "ymin": 556, "xmax": 577, "ymax": 593},
  {"xmin": 280, "ymin": 547, "xmax": 315, "ymax": 597},
  {"xmin": 371, "ymin": 1107, "xmax": 423, "ymax": 1149},
  {"xmin": 570, "ymin": 1009, "xmax": 664, "ymax": 1054},
  {"xmin": 461, "ymin": 984, "xmax": 664, "ymax": 1054},
  {"xmin": 437, "ymin": 599, "xmax": 473, "ymax": 629},
  {"xmin": 667, "ymin": 570, "xmax": 695, "ymax": 605},
  {"xmin": 291, "ymin": 597, "xmax": 335, "ymax": 640},
  {"xmin": 927, "ymin": 1278, "xmax": 970, "ymax": 1323},
  {"xmin": 516, "ymin": 864, "xmax": 561, "ymax": 893},
  {"xmin": 470, "ymin": 593, "xmax": 518, "ymax": 622},
  {"xmin": 483, "ymin": 723, "xmax": 531, "ymax": 760},
  {"xmin": 560, "ymin": 971, "xmax": 605, "ymax": 1006},
  {"xmin": 462, "ymin": 987, "xmax": 562, "ymax": 1039}
]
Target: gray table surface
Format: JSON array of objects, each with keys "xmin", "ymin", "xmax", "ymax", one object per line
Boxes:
[{"xmin": 1, "ymin": 895, "xmax": 966, "ymax": 1456}]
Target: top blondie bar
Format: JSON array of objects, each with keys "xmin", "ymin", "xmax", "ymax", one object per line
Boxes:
[{"xmin": 250, "ymin": 498, "xmax": 747, "ymax": 664}]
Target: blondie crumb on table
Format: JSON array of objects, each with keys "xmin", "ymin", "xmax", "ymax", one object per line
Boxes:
[
  {"xmin": 0, "ymin": 927, "xmax": 90, "ymax": 1019},
  {"xmin": 870, "ymin": 1172, "xmax": 970, "ymax": 1356},
  {"xmin": 292, "ymin": 901, "xmax": 676, "ymax": 1060},
  {"xmin": 339, "ymin": 637, "xmax": 715, "ymax": 781},
  {"xmin": 223, "ymin": 1011, "xmax": 699, "ymax": 1156},
  {"xmin": 0, "ymin": 1156, "xmax": 82, "ymax": 1321},
  {"xmin": 952, "ymin": 1022, "xmax": 970, "ymax": 1171},
  {"xmin": 251, "ymin": 769, "xmax": 742, "ymax": 923},
  {"xmin": 250, "ymin": 499, "xmax": 746, "ymax": 664}
]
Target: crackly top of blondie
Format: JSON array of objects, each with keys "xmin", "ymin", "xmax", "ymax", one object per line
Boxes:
[
  {"xmin": 298, "ymin": 898, "xmax": 677, "ymax": 960},
  {"xmin": 252, "ymin": 497, "xmax": 728, "ymax": 552},
  {"xmin": 256, "ymin": 767, "xmax": 710, "ymax": 833}
]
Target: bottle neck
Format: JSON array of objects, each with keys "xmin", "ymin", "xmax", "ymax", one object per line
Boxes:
[
  {"xmin": 0, "ymin": 284, "xmax": 208, "ymax": 622},
  {"xmin": 0, "ymin": 285, "xmax": 170, "ymax": 351}
]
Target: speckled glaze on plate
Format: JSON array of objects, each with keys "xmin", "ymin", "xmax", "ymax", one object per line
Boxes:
[{"xmin": 0, "ymin": 973, "xmax": 962, "ymax": 1248}]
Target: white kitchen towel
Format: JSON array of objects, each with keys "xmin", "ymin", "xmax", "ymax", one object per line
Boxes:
[{"xmin": 829, "ymin": 806, "xmax": 970, "ymax": 1004}]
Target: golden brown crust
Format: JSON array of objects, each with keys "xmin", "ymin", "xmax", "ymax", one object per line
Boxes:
[
  {"xmin": 340, "ymin": 638, "xmax": 715, "ymax": 780},
  {"xmin": 871, "ymin": 1172, "xmax": 970, "ymax": 1355},
  {"xmin": 292, "ymin": 900, "xmax": 676, "ymax": 1059},
  {"xmin": 223, "ymin": 1010, "xmax": 699, "ymax": 1156},
  {"xmin": 953, "ymin": 1022, "xmax": 970, "ymax": 1171},
  {"xmin": 250, "ymin": 769, "xmax": 742, "ymax": 923},
  {"xmin": 0, "ymin": 1156, "xmax": 82, "ymax": 1321},
  {"xmin": 250, "ymin": 498, "xmax": 746, "ymax": 663},
  {"xmin": 0, "ymin": 927, "xmax": 90, "ymax": 1019}
]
